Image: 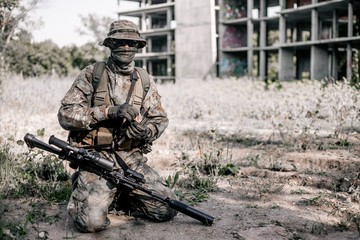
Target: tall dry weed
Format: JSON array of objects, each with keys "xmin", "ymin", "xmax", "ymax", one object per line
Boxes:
[{"xmin": 1, "ymin": 75, "xmax": 359, "ymax": 153}]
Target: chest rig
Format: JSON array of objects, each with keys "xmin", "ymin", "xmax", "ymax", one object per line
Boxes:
[{"xmin": 69, "ymin": 61, "xmax": 150, "ymax": 148}]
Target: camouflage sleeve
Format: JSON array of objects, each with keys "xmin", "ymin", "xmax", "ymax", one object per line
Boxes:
[
  {"xmin": 142, "ymin": 78, "xmax": 169, "ymax": 143},
  {"xmin": 58, "ymin": 65, "xmax": 108, "ymax": 131}
]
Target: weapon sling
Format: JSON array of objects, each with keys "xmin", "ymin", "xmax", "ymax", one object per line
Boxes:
[{"xmin": 111, "ymin": 68, "xmax": 139, "ymax": 150}]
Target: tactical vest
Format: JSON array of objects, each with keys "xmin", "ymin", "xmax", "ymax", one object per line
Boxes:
[{"xmin": 69, "ymin": 61, "xmax": 150, "ymax": 148}]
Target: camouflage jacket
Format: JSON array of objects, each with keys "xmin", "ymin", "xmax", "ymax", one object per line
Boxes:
[{"xmin": 57, "ymin": 63, "xmax": 169, "ymax": 147}]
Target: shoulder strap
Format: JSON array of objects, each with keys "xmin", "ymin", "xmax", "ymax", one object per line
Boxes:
[
  {"xmin": 92, "ymin": 61, "xmax": 109, "ymax": 107},
  {"xmin": 126, "ymin": 70, "xmax": 138, "ymax": 104},
  {"xmin": 92, "ymin": 61, "xmax": 106, "ymax": 92},
  {"xmin": 135, "ymin": 66, "xmax": 150, "ymax": 98}
]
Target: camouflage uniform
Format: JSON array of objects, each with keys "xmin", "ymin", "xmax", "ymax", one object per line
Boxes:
[{"xmin": 57, "ymin": 20, "xmax": 177, "ymax": 233}]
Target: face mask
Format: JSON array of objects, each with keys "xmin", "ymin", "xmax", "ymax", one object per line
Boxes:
[{"xmin": 110, "ymin": 46, "xmax": 137, "ymax": 64}]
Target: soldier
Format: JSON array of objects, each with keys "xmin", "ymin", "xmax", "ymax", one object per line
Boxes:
[{"xmin": 57, "ymin": 20, "xmax": 177, "ymax": 233}]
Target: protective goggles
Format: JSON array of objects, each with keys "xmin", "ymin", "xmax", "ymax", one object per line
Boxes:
[{"xmin": 110, "ymin": 39, "xmax": 139, "ymax": 48}]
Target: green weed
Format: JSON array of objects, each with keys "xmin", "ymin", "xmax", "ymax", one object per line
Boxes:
[
  {"xmin": 0, "ymin": 135, "xmax": 69, "ymax": 239},
  {"xmin": 165, "ymin": 171, "xmax": 180, "ymax": 189},
  {"xmin": 290, "ymin": 189, "xmax": 309, "ymax": 195},
  {"xmin": 173, "ymin": 129, "xmax": 242, "ymax": 204},
  {"xmin": 3, "ymin": 148, "xmax": 71, "ymax": 202},
  {"xmin": 0, "ymin": 135, "xmax": 71, "ymax": 202},
  {"xmin": 241, "ymin": 154, "xmax": 260, "ymax": 168},
  {"xmin": 218, "ymin": 163, "xmax": 240, "ymax": 176},
  {"xmin": 335, "ymin": 139, "xmax": 350, "ymax": 147},
  {"xmin": 298, "ymin": 195, "xmax": 323, "ymax": 206},
  {"xmin": 1, "ymin": 200, "xmax": 58, "ymax": 239},
  {"xmin": 176, "ymin": 167, "xmax": 217, "ymax": 205},
  {"xmin": 336, "ymin": 220, "xmax": 350, "ymax": 232}
]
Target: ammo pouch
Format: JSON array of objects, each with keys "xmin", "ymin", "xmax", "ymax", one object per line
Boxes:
[
  {"xmin": 68, "ymin": 127, "xmax": 134, "ymax": 150},
  {"xmin": 96, "ymin": 127, "xmax": 113, "ymax": 145},
  {"xmin": 95, "ymin": 127, "xmax": 135, "ymax": 151},
  {"xmin": 68, "ymin": 130, "xmax": 94, "ymax": 147},
  {"xmin": 68, "ymin": 127, "xmax": 113, "ymax": 147}
]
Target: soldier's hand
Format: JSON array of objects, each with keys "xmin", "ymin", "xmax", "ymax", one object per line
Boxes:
[
  {"xmin": 125, "ymin": 122, "xmax": 151, "ymax": 141},
  {"xmin": 108, "ymin": 103, "xmax": 139, "ymax": 122}
]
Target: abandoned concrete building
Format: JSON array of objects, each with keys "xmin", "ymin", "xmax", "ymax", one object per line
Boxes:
[
  {"xmin": 117, "ymin": 0, "xmax": 360, "ymax": 82},
  {"xmin": 117, "ymin": 0, "xmax": 218, "ymax": 82}
]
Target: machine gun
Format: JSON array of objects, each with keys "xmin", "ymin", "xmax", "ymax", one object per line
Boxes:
[{"xmin": 24, "ymin": 133, "xmax": 215, "ymax": 226}]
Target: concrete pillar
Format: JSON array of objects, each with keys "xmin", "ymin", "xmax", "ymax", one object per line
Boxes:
[
  {"xmin": 140, "ymin": 12, "xmax": 145, "ymax": 31},
  {"xmin": 166, "ymin": 8, "xmax": 172, "ymax": 29},
  {"xmin": 347, "ymin": 43, "xmax": 352, "ymax": 80},
  {"xmin": 311, "ymin": 8, "xmax": 318, "ymax": 41},
  {"xmin": 142, "ymin": 59, "xmax": 147, "ymax": 71},
  {"xmin": 332, "ymin": 10, "xmax": 338, "ymax": 38},
  {"xmin": 331, "ymin": 10, "xmax": 339, "ymax": 80},
  {"xmin": 167, "ymin": 32, "xmax": 172, "ymax": 52},
  {"xmin": 310, "ymin": 7, "xmax": 321, "ymax": 79},
  {"xmin": 148, "ymin": 14, "xmax": 152, "ymax": 30},
  {"xmin": 348, "ymin": 1, "xmax": 353, "ymax": 38},
  {"xmin": 175, "ymin": 0, "xmax": 217, "ymax": 79},
  {"xmin": 141, "ymin": 12, "xmax": 147, "ymax": 55},
  {"xmin": 259, "ymin": 0, "xmax": 266, "ymax": 80},
  {"xmin": 247, "ymin": 0, "xmax": 254, "ymax": 78},
  {"xmin": 278, "ymin": 3, "xmax": 288, "ymax": 81},
  {"xmin": 147, "ymin": 38, "xmax": 153, "ymax": 75},
  {"xmin": 149, "ymin": 60, "xmax": 153, "ymax": 75},
  {"xmin": 347, "ymin": 2, "xmax": 353, "ymax": 80},
  {"xmin": 331, "ymin": 50, "xmax": 338, "ymax": 80},
  {"xmin": 279, "ymin": 15, "xmax": 286, "ymax": 44},
  {"xmin": 280, "ymin": 0, "xmax": 286, "ymax": 9},
  {"xmin": 311, "ymin": 46, "xmax": 328, "ymax": 80},
  {"xmin": 167, "ymin": 57, "xmax": 172, "ymax": 76},
  {"xmin": 167, "ymin": 32, "xmax": 172, "ymax": 75},
  {"xmin": 259, "ymin": 24, "xmax": 266, "ymax": 80},
  {"xmin": 148, "ymin": 38, "xmax": 152, "ymax": 53},
  {"xmin": 279, "ymin": 48, "xmax": 293, "ymax": 80}
]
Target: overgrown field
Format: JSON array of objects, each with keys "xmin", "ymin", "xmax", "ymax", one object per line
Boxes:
[{"xmin": 1, "ymin": 75, "xmax": 360, "ymax": 239}]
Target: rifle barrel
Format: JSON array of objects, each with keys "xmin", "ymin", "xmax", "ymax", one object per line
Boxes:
[
  {"xmin": 24, "ymin": 133, "xmax": 62, "ymax": 155},
  {"xmin": 167, "ymin": 199, "xmax": 214, "ymax": 225}
]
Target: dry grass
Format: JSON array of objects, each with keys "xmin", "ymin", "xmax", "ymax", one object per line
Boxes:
[{"xmin": 1, "ymin": 74, "xmax": 359, "ymax": 152}]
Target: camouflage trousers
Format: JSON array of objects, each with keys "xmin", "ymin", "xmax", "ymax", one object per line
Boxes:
[{"xmin": 67, "ymin": 150, "xmax": 178, "ymax": 233}]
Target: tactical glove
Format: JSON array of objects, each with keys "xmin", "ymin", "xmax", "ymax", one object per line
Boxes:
[
  {"xmin": 108, "ymin": 103, "xmax": 139, "ymax": 122},
  {"xmin": 125, "ymin": 122, "xmax": 151, "ymax": 141}
]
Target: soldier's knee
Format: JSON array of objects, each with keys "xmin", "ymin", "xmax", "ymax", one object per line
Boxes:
[
  {"xmin": 68, "ymin": 200, "xmax": 110, "ymax": 233},
  {"xmin": 73, "ymin": 215, "xmax": 110, "ymax": 233},
  {"xmin": 145, "ymin": 203, "xmax": 178, "ymax": 222},
  {"xmin": 157, "ymin": 207, "xmax": 177, "ymax": 222}
]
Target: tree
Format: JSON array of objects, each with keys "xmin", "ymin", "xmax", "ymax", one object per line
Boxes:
[
  {"xmin": 65, "ymin": 43, "xmax": 107, "ymax": 71},
  {"xmin": 74, "ymin": 13, "xmax": 114, "ymax": 68},
  {"xmin": 6, "ymin": 38, "xmax": 72, "ymax": 77},
  {"xmin": 77, "ymin": 13, "xmax": 115, "ymax": 46},
  {"xmin": 0, "ymin": 0, "xmax": 41, "ymax": 80}
]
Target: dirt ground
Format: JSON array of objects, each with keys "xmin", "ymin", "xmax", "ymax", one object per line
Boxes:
[{"xmin": 3, "ymin": 127, "xmax": 360, "ymax": 240}]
